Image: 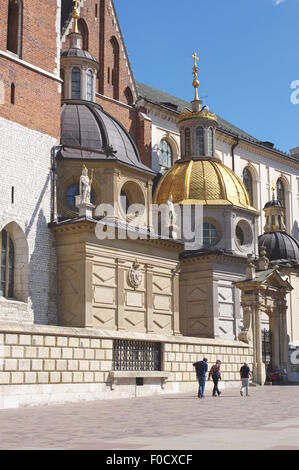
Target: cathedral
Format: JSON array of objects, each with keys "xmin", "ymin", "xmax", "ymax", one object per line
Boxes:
[{"xmin": 0, "ymin": 0, "xmax": 298, "ymax": 408}]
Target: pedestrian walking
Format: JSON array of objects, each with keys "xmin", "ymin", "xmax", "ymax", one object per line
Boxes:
[
  {"xmin": 193, "ymin": 358, "xmax": 208, "ymax": 399},
  {"xmin": 240, "ymin": 362, "xmax": 252, "ymax": 397},
  {"xmin": 208, "ymin": 360, "xmax": 222, "ymax": 397}
]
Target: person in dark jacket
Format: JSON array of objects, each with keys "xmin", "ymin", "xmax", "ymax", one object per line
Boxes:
[
  {"xmin": 208, "ymin": 360, "xmax": 222, "ymax": 397},
  {"xmin": 240, "ymin": 362, "xmax": 252, "ymax": 397},
  {"xmin": 193, "ymin": 358, "xmax": 208, "ymax": 399}
]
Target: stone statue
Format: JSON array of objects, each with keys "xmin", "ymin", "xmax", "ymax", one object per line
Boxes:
[
  {"xmin": 239, "ymin": 306, "xmax": 252, "ymax": 344},
  {"xmin": 79, "ymin": 165, "xmax": 93, "ymax": 205},
  {"xmin": 128, "ymin": 261, "xmax": 142, "ymax": 289}
]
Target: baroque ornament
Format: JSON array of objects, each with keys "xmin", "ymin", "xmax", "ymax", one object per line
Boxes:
[{"xmin": 128, "ymin": 260, "xmax": 142, "ymax": 289}]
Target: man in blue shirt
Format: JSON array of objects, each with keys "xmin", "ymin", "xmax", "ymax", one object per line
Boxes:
[{"xmin": 193, "ymin": 358, "xmax": 208, "ymax": 399}]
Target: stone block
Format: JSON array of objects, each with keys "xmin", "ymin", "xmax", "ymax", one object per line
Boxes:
[
  {"xmin": 95, "ymin": 349, "xmax": 105, "ymax": 360},
  {"xmin": 61, "ymin": 372, "xmax": 72, "ymax": 383},
  {"xmin": 4, "ymin": 359, "xmax": 18, "ymax": 371},
  {"xmin": 67, "ymin": 360, "xmax": 79, "ymax": 371},
  {"xmin": 11, "ymin": 346, "xmax": 24, "ymax": 358},
  {"xmin": 183, "ymin": 353, "xmax": 190, "ymax": 362},
  {"xmin": 83, "ymin": 372, "xmax": 94, "ymax": 383},
  {"xmin": 90, "ymin": 339, "xmax": 101, "ymax": 349},
  {"xmin": 183, "ymin": 372, "xmax": 190, "ymax": 382},
  {"xmin": 73, "ymin": 372, "xmax": 83, "ymax": 383},
  {"xmin": 90, "ymin": 361, "xmax": 100, "ymax": 371},
  {"xmin": 19, "ymin": 335, "xmax": 31, "ymax": 346},
  {"xmin": 207, "ymin": 346, "xmax": 214, "ymax": 353},
  {"xmin": 50, "ymin": 348, "xmax": 61, "ymax": 359},
  {"xmin": 25, "ymin": 372, "xmax": 37, "ymax": 384},
  {"xmin": 164, "ymin": 343, "xmax": 172, "ymax": 352},
  {"xmin": 187, "ymin": 345, "xmax": 194, "ymax": 353},
  {"xmin": 99, "ymin": 361, "xmax": 112, "ymax": 371},
  {"xmin": 180, "ymin": 344, "xmax": 187, "ymax": 352},
  {"xmin": 94, "ymin": 372, "xmax": 105, "ymax": 382},
  {"xmin": 38, "ymin": 347, "xmax": 49, "ymax": 359},
  {"xmin": 5, "ymin": 334, "xmax": 18, "ymax": 345},
  {"xmin": 0, "ymin": 372, "xmax": 10, "ymax": 384},
  {"xmin": 50, "ymin": 372, "xmax": 61, "ymax": 383},
  {"xmin": 44, "ymin": 336, "xmax": 56, "ymax": 347},
  {"xmin": 37, "ymin": 372, "xmax": 49, "ymax": 384},
  {"xmin": 84, "ymin": 349, "xmax": 94, "ymax": 360},
  {"xmin": 25, "ymin": 346, "xmax": 37, "ymax": 358},
  {"xmin": 164, "ymin": 362, "xmax": 172, "ymax": 372},
  {"xmin": 172, "ymin": 344, "xmax": 180, "ymax": 352},
  {"xmin": 79, "ymin": 338, "xmax": 90, "ymax": 348},
  {"xmin": 18, "ymin": 359, "xmax": 31, "ymax": 371},
  {"xmin": 74, "ymin": 348, "xmax": 84, "ymax": 359},
  {"xmin": 105, "ymin": 349, "xmax": 113, "ymax": 360},
  {"xmin": 56, "ymin": 360, "xmax": 67, "ymax": 371},
  {"xmin": 32, "ymin": 336, "xmax": 44, "ymax": 346},
  {"xmin": 202, "ymin": 346, "xmax": 208, "ymax": 353},
  {"xmin": 179, "ymin": 362, "xmax": 187, "ymax": 372},
  {"xmin": 31, "ymin": 359, "xmax": 43, "ymax": 371},
  {"xmin": 194, "ymin": 345, "xmax": 201, "ymax": 353},
  {"xmin": 101, "ymin": 339, "xmax": 112, "ymax": 349},
  {"xmin": 168, "ymin": 352, "xmax": 175, "ymax": 362},
  {"xmin": 186, "ymin": 363, "xmax": 194, "ymax": 372},
  {"xmin": 79, "ymin": 360, "xmax": 89, "ymax": 371},
  {"xmin": 68, "ymin": 337, "xmax": 79, "ymax": 348},
  {"xmin": 62, "ymin": 348, "xmax": 73, "ymax": 359},
  {"xmin": 11, "ymin": 372, "xmax": 24, "ymax": 384},
  {"xmin": 171, "ymin": 362, "xmax": 179, "ymax": 372},
  {"xmin": 44, "ymin": 360, "xmax": 55, "ymax": 371},
  {"xmin": 57, "ymin": 337, "xmax": 68, "ymax": 347},
  {"xmin": 175, "ymin": 353, "xmax": 183, "ymax": 362}
]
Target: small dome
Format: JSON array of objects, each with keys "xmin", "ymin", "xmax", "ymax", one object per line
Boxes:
[
  {"xmin": 60, "ymin": 101, "xmax": 151, "ymax": 172},
  {"xmin": 153, "ymin": 159, "xmax": 257, "ymax": 211},
  {"xmin": 259, "ymin": 232, "xmax": 299, "ymax": 263},
  {"xmin": 61, "ymin": 48, "xmax": 97, "ymax": 63},
  {"xmin": 264, "ymin": 199, "xmax": 283, "ymax": 209}
]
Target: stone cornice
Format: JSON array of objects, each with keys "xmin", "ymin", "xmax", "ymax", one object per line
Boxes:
[{"xmin": 0, "ymin": 322, "xmax": 250, "ymax": 348}]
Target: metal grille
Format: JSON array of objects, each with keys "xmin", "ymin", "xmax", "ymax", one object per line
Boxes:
[
  {"xmin": 262, "ymin": 329, "xmax": 272, "ymax": 380},
  {"xmin": 113, "ymin": 340, "xmax": 162, "ymax": 371}
]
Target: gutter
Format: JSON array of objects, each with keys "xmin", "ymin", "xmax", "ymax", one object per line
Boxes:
[{"xmin": 231, "ymin": 137, "xmax": 240, "ymax": 173}]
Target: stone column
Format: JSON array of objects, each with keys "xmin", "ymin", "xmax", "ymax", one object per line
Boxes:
[
  {"xmin": 172, "ymin": 269, "xmax": 181, "ymax": 336},
  {"xmin": 145, "ymin": 265, "xmax": 154, "ymax": 333},
  {"xmin": 253, "ymin": 302, "xmax": 266, "ymax": 385},
  {"xmin": 224, "ymin": 211, "xmax": 235, "ymax": 253},
  {"xmin": 116, "ymin": 259, "xmax": 126, "ymax": 330},
  {"xmin": 279, "ymin": 298, "xmax": 289, "ymax": 370}
]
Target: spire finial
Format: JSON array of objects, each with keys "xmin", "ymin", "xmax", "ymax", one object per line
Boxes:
[
  {"xmin": 192, "ymin": 51, "xmax": 200, "ymax": 102},
  {"xmin": 73, "ymin": 0, "xmax": 80, "ymax": 34}
]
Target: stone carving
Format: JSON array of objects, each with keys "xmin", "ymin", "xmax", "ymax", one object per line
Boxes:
[
  {"xmin": 128, "ymin": 260, "xmax": 142, "ymax": 289},
  {"xmin": 239, "ymin": 305, "xmax": 252, "ymax": 343},
  {"xmin": 167, "ymin": 194, "xmax": 177, "ymax": 228},
  {"xmin": 79, "ymin": 164, "xmax": 93, "ymax": 205}
]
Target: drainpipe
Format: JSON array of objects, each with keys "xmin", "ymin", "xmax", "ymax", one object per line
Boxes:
[
  {"xmin": 51, "ymin": 146, "xmax": 62, "ymax": 223},
  {"xmin": 231, "ymin": 137, "xmax": 240, "ymax": 173}
]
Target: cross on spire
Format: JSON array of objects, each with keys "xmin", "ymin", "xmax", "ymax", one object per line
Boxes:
[{"xmin": 192, "ymin": 51, "xmax": 200, "ymax": 102}]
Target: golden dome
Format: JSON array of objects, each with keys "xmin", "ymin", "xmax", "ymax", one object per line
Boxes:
[{"xmin": 153, "ymin": 159, "xmax": 258, "ymax": 212}]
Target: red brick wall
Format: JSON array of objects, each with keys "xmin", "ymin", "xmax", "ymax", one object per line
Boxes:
[{"xmin": 0, "ymin": 0, "xmax": 60, "ymax": 138}]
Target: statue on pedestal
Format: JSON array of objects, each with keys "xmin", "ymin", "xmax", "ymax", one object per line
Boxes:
[{"xmin": 75, "ymin": 164, "xmax": 95, "ymax": 218}]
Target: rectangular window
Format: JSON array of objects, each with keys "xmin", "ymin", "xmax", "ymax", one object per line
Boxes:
[{"xmin": 113, "ymin": 340, "xmax": 162, "ymax": 371}]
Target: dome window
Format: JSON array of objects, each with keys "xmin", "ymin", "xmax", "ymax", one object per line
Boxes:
[
  {"xmin": 203, "ymin": 222, "xmax": 219, "ymax": 247},
  {"xmin": 196, "ymin": 127, "xmax": 204, "ymax": 156},
  {"xmin": 185, "ymin": 128, "xmax": 191, "ymax": 157},
  {"xmin": 207, "ymin": 128, "xmax": 214, "ymax": 157},
  {"xmin": 71, "ymin": 67, "xmax": 81, "ymax": 99},
  {"xmin": 86, "ymin": 70, "xmax": 93, "ymax": 101},
  {"xmin": 159, "ymin": 139, "xmax": 172, "ymax": 169}
]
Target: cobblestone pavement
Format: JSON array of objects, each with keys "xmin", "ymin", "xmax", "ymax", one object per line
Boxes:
[{"xmin": 0, "ymin": 386, "xmax": 299, "ymax": 450}]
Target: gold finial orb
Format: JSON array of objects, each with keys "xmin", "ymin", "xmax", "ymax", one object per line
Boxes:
[{"xmin": 72, "ymin": 0, "xmax": 80, "ymax": 34}]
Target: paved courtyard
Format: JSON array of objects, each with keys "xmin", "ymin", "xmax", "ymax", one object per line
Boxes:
[{"xmin": 0, "ymin": 385, "xmax": 299, "ymax": 450}]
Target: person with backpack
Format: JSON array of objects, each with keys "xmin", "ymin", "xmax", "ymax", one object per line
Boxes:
[
  {"xmin": 193, "ymin": 358, "xmax": 208, "ymax": 399},
  {"xmin": 208, "ymin": 360, "xmax": 222, "ymax": 397},
  {"xmin": 240, "ymin": 362, "xmax": 252, "ymax": 397}
]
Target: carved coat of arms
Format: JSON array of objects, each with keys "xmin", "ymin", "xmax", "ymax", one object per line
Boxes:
[{"xmin": 128, "ymin": 261, "xmax": 142, "ymax": 289}]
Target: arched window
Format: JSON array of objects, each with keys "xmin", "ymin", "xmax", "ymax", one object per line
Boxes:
[
  {"xmin": 7, "ymin": 0, "xmax": 22, "ymax": 56},
  {"xmin": 71, "ymin": 67, "xmax": 81, "ymax": 99},
  {"xmin": 196, "ymin": 127, "xmax": 204, "ymax": 155},
  {"xmin": 78, "ymin": 19, "xmax": 89, "ymax": 51},
  {"xmin": 124, "ymin": 87, "xmax": 134, "ymax": 106},
  {"xmin": 159, "ymin": 139, "xmax": 173, "ymax": 168},
  {"xmin": 110, "ymin": 37, "xmax": 119, "ymax": 100},
  {"xmin": 60, "ymin": 69, "xmax": 65, "ymax": 100},
  {"xmin": 87, "ymin": 70, "xmax": 93, "ymax": 101},
  {"xmin": 120, "ymin": 190, "xmax": 130, "ymax": 215},
  {"xmin": 203, "ymin": 222, "xmax": 219, "ymax": 247},
  {"xmin": 276, "ymin": 178, "xmax": 285, "ymax": 207},
  {"xmin": 207, "ymin": 128, "xmax": 214, "ymax": 157},
  {"xmin": 0, "ymin": 229, "xmax": 14, "ymax": 298},
  {"xmin": 243, "ymin": 167, "xmax": 253, "ymax": 205},
  {"xmin": 185, "ymin": 128, "xmax": 191, "ymax": 157}
]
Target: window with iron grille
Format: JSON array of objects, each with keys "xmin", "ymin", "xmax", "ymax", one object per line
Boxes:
[{"xmin": 113, "ymin": 340, "xmax": 162, "ymax": 371}]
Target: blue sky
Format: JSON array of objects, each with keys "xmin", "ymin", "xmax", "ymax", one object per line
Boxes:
[{"xmin": 114, "ymin": 0, "xmax": 299, "ymax": 153}]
